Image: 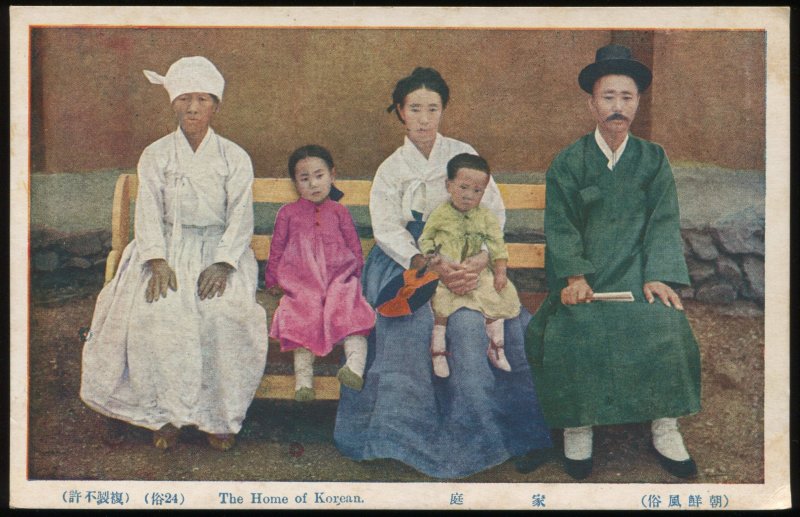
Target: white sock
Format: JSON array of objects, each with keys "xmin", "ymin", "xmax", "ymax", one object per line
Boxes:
[
  {"xmin": 652, "ymin": 417, "xmax": 691, "ymax": 461},
  {"xmin": 431, "ymin": 324, "xmax": 449, "ymax": 378},
  {"xmin": 486, "ymin": 319, "xmax": 511, "ymax": 372},
  {"xmin": 343, "ymin": 335, "xmax": 367, "ymax": 377},
  {"xmin": 564, "ymin": 426, "xmax": 593, "ymax": 460},
  {"xmin": 486, "ymin": 318, "xmax": 505, "ymax": 345},
  {"xmin": 293, "ymin": 347, "xmax": 315, "ymax": 391}
]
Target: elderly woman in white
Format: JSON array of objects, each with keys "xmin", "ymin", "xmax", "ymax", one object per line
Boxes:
[{"xmin": 80, "ymin": 56, "xmax": 268, "ymax": 451}]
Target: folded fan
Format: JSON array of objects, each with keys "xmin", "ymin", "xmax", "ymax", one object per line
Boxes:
[{"xmin": 591, "ymin": 291, "xmax": 635, "ymax": 302}]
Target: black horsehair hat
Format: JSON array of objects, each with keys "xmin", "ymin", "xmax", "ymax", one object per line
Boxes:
[{"xmin": 578, "ymin": 44, "xmax": 652, "ymax": 94}]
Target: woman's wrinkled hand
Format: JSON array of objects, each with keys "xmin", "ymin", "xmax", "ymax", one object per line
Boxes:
[
  {"xmin": 428, "ymin": 250, "xmax": 489, "ymax": 296},
  {"xmin": 463, "ymin": 250, "xmax": 489, "ymax": 274},
  {"xmin": 440, "ymin": 263, "xmax": 477, "ymax": 295},
  {"xmin": 197, "ymin": 262, "xmax": 234, "ymax": 300},
  {"xmin": 425, "ymin": 254, "xmax": 460, "ymax": 288},
  {"xmin": 561, "ymin": 275, "xmax": 593, "ymax": 305},
  {"xmin": 446, "ymin": 250, "xmax": 489, "ymax": 295},
  {"xmin": 146, "ymin": 258, "xmax": 178, "ymax": 303}
]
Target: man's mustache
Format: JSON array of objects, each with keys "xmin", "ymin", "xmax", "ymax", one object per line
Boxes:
[{"xmin": 606, "ymin": 113, "xmax": 629, "ymax": 122}]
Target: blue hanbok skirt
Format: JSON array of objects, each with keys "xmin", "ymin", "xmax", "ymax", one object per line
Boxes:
[{"xmin": 334, "ymin": 214, "xmax": 552, "ymax": 479}]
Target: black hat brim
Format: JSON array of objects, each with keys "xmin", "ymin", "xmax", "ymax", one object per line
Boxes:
[{"xmin": 578, "ymin": 59, "xmax": 652, "ymax": 94}]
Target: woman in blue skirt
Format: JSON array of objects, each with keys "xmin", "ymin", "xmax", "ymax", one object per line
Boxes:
[{"xmin": 333, "ymin": 67, "xmax": 552, "ymax": 479}]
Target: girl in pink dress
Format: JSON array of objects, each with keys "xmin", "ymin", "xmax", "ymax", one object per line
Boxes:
[{"xmin": 265, "ymin": 145, "xmax": 375, "ymax": 401}]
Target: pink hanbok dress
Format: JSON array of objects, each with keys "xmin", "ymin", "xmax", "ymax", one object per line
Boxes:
[{"xmin": 265, "ymin": 198, "xmax": 375, "ymax": 356}]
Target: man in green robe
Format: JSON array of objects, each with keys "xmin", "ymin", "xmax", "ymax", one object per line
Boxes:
[{"xmin": 521, "ymin": 44, "xmax": 701, "ymax": 480}]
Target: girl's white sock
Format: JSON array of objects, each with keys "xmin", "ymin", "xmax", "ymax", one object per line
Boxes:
[
  {"xmin": 293, "ymin": 347, "xmax": 315, "ymax": 391},
  {"xmin": 431, "ymin": 324, "xmax": 449, "ymax": 378},
  {"xmin": 343, "ymin": 335, "xmax": 367, "ymax": 377},
  {"xmin": 652, "ymin": 417, "xmax": 691, "ymax": 461},
  {"xmin": 564, "ymin": 426, "xmax": 593, "ymax": 460}
]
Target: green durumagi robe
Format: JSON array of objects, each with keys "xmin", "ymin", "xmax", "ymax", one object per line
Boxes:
[{"xmin": 526, "ymin": 133, "xmax": 701, "ymax": 429}]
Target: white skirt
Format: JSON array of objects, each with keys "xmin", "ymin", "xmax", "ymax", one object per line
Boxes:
[{"xmin": 80, "ymin": 225, "xmax": 268, "ymax": 434}]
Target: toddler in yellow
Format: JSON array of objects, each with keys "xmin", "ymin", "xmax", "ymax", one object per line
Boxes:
[{"xmin": 418, "ymin": 153, "xmax": 520, "ymax": 378}]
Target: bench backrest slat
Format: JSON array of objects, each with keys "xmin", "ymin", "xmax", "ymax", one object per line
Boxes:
[
  {"xmin": 106, "ymin": 174, "xmax": 546, "ymax": 281},
  {"xmin": 252, "ymin": 234, "xmax": 545, "ymax": 268},
  {"xmin": 497, "ymin": 183, "xmax": 546, "ymax": 210}
]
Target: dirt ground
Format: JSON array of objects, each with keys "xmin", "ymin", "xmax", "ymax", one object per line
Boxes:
[{"xmin": 27, "ymin": 291, "xmax": 764, "ymax": 483}]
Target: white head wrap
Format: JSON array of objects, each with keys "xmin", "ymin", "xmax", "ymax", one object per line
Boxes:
[{"xmin": 143, "ymin": 56, "xmax": 225, "ymax": 103}]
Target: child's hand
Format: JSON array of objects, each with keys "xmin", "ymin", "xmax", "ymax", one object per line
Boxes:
[
  {"xmin": 492, "ymin": 258, "xmax": 508, "ymax": 293},
  {"xmin": 493, "ymin": 270, "xmax": 508, "ymax": 292},
  {"xmin": 267, "ymin": 285, "xmax": 284, "ymax": 297}
]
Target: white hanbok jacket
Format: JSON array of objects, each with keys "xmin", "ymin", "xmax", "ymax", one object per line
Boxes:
[
  {"xmin": 369, "ymin": 133, "xmax": 505, "ymax": 269},
  {"xmin": 80, "ymin": 128, "xmax": 268, "ymax": 434}
]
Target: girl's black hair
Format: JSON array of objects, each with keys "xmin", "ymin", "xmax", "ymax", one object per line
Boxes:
[
  {"xmin": 446, "ymin": 153, "xmax": 491, "ymax": 181},
  {"xmin": 287, "ymin": 144, "xmax": 344, "ymax": 201},
  {"xmin": 387, "ymin": 67, "xmax": 450, "ymax": 122}
]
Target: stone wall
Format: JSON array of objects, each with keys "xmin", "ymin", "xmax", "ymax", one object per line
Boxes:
[
  {"xmin": 680, "ymin": 208, "xmax": 765, "ymax": 305},
  {"xmin": 30, "ymin": 215, "xmax": 765, "ymax": 308},
  {"xmin": 30, "ymin": 165, "xmax": 765, "ymax": 307},
  {"xmin": 31, "ymin": 227, "xmax": 112, "ymax": 301}
]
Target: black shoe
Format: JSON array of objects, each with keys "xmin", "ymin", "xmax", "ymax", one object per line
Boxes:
[
  {"xmin": 514, "ymin": 448, "xmax": 553, "ymax": 474},
  {"xmin": 651, "ymin": 445, "xmax": 698, "ymax": 478},
  {"xmin": 563, "ymin": 456, "xmax": 593, "ymax": 480}
]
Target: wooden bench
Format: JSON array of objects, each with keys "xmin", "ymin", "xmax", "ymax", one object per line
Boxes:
[{"xmin": 106, "ymin": 174, "xmax": 546, "ymax": 400}]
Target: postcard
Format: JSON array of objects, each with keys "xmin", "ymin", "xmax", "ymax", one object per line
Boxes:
[{"xmin": 9, "ymin": 6, "xmax": 790, "ymax": 510}]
